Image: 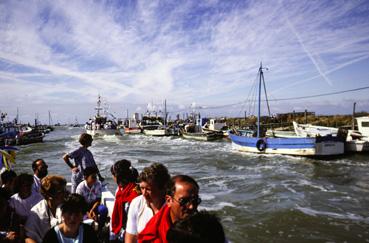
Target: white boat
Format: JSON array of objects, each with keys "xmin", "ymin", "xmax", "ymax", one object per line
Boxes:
[
  {"xmin": 202, "ymin": 118, "xmax": 229, "ymax": 137},
  {"xmin": 345, "ymin": 116, "xmax": 369, "ymax": 152},
  {"xmin": 85, "ymin": 96, "xmax": 118, "ymax": 137},
  {"xmin": 229, "ymin": 64, "xmax": 344, "ymax": 157},
  {"xmin": 293, "ymin": 121, "xmax": 338, "ymax": 137},
  {"xmin": 181, "ymin": 117, "xmax": 223, "ymax": 142}
]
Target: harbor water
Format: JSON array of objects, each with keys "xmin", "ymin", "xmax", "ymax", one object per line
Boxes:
[{"xmin": 13, "ymin": 127, "xmax": 369, "ymax": 243}]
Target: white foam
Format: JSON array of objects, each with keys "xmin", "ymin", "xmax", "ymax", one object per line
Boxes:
[
  {"xmin": 296, "ymin": 205, "xmax": 369, "ymax": 223},
  {"xmin": 199, "ymin": 201, "xmax": 236, "ymax": 211}
]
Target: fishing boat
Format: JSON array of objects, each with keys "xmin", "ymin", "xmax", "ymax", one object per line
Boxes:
[
  {"xmin": 229, "ymin": 63, "xmax": 344, "ymax": 157},
  {"xmin": 202, "ymin": 118, "xmax": 229, "ymax": 137},
  {"xmin": 181, "ymin": 116, "xmax": 223, "ymax": 141},
  {"xmin": 345, "ymin": 116, "xmax": 369, "ymax": 152},
  {"xmin": 85, "ymin": 95, "xmax": 118, "ymax": 136},
  {"xmin": 141, "ymin": 100, "xmax": 176, "ymax": 136},
  {"xmin": 293, "ymin": 121, "xmax": 338, "ymax": 137}
]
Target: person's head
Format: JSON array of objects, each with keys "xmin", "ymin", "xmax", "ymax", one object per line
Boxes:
[
  {"xmin": 32, "ymin": 158, "xmax": 48, "ymax": 179},
  {"xmin": 14, "ymin": 173, "xmax": 34, "ymax": 199},
  {"xmin": 110, "ymin": 159, "xmax": 138, "ymax": 186},
  {"xmin": 61, "ymin": 193, "xmax": 88, "ymax": 230},
  {"xmin": 1, "ymin": 170, "xmax": 17, "ymax": 189},
  {"xmin": 166, "ymin": 211, "xmax": 225, "ymax": 243},
  {"xmin": 83, "ymin": 166, "xmax": 98, "ymax": 186},
  {"xmin": 79, "ymin": 133, "xmax": 93, "ymax": 147},
  {"xmin": 166, "ymin": 175, "xmax": 200, "ymax": 223},
  {"xmin": 138, "ymin": 163, "xmax": 171, "ymax": 204},
  {"xmin": 40, "ymin": 175, "xmax": 67, "ymax": 208}
]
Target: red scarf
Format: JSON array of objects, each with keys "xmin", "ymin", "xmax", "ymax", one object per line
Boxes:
[
  {"xmin": 111, "ymin": 182, "xmax": 139, "ymax": 234},
  {"xmin": 138, "ymin": 204, "xmax": 172, "ymax": 243}
]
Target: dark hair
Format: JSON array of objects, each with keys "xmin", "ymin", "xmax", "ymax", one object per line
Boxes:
[
  {"xmin": 79, "ymin": 133, "xmax": 93, "ymax": 146},
  {"xmin": 31, "ymin": 158, "xmax": 45, "ymax": 172},
  {"xmin": 40, "ymin": 175, "xmax": 67, "ymax": 198},
  {"xmin": 166, "ymin": 211, "xmax": 226, "ymax": 243},
  {"xmin": 111, "ymin": 159, "xmax": 138, "ymax": 185},
  {"xmin": 83, "ymin": 166, "xmax": 98, "ymax": 178},
  {"xmin": 14, "ymin": 173, "xmax": 34, "ymax": 192},
  {"xmin": 138, "ymin": 163, "xmax": 170, "ymax": 190},
  {"xmin": 167, "ymin": 175, "xmax": 199, "ymax": 197},
  {"xmin": 1, "ymin": 170, "xmax": 17, "ymax": 184},
  {"xmin": 61, "ymin": 193, "xmax": 88, "ymax": 214}
]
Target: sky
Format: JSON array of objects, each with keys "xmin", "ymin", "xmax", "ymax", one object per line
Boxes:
[{"xmin": 1, "ymin": 0, "xmax": 369, "ymax": 124}]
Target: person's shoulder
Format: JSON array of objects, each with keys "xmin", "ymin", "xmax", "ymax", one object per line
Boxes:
[
  {"xmin": 31, "ymin": 199, "xmax": 47, "ymax": 212},
  {"xmin": 130, "ymin": 195, "xmax": 145, "ymax": 209},
  {"xmin": 76, "ymin": 180, "xmax": 87, "ymax": 190}
]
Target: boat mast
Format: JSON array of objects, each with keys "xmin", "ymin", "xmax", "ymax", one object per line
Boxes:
[
  {"xmin": 352, "ymin": 102, "xmax": 356, "ymax": 130},
  {"xmin": 95, "ymin": 95, "xmax": 103, "ymax": 117},
  {"xmin": 257, "ymin": 63, "xmax": 262, "ymax": 138},
  {"xmin": 164, "ymin": 99, "xmax": 167, "ymax": 127}
]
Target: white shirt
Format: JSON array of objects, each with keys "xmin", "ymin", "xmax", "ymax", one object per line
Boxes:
[
  {"xmin": 76, "ymin": 180, "xmax": 102, "ymax": 205},
  {"xmin": 9, "ymin": 192, "xmax": 43, "ymax": 218},
  {"xmin": 33, "ymin": 175, "xmax": 41, "ymax": 193},
  {"xmin": 25, "ymin": 199, "xmax": 62, "ymax": 243},
  {"xmin": 125, "ymin": 195, "xmax": 154, "ymax": 235}
]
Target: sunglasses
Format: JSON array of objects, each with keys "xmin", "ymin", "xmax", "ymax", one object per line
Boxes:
[{"xmin": 173, "ymin": 196, "xmax": 202, "ymax": 207}]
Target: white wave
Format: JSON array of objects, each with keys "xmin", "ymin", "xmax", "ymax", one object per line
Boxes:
[
  {"xmin": 296, "ymin": 205, "xmax": 369, "ymax": 223},
  {"xmin": 199, "ymin": 201, "xmax": 236, "ymax": 211}
]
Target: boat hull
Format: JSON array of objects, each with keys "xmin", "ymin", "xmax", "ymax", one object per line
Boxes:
[
  {"xmin": 182, "ymin": 132, "xmax": 223, "ymax": 141},
  {"xmin": 143, "ymin": 129, "xmax": 169, "ymax": 136},
  {"xmin": 124, "ymin": 128, "xmax": 142, "ymax": 134},
  {"xmin": 345, "ymin": 140, "xmax": 369, "ymax": 152},
  {"xmin": 86, "ymin": 128, "xmax": 118, "ymax": 137},
  {"xmin": 229, "ymin": 133, "xmax": 344, "ymax": 156}
]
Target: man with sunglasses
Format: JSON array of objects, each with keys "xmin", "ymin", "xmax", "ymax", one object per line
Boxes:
[{"xmin": 138, "ymin": 175, "xmax": 201, "ymax": 243}]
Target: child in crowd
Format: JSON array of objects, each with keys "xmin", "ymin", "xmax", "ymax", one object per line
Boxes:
[
  {"xmin": 42, "ymin": 193, "xmax": 98, "ymax": 243},
  {"xmin": 63, "ymin": 133, "xmax": 104, "ymax": 193},
  {"xmin": 76, "ymin": 166, "xmax": 108, "ymax": 231},
  {"xmin": 110, "ymin": 159, "xmax": 140, "ymax": 242}
]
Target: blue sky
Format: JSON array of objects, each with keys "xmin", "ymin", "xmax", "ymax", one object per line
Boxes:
[{"xmin": 1, "ymin": 0, "xmax": 369, "ymax": 123}]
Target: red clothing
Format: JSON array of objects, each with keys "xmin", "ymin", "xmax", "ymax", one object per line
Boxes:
[
  {"xmin": 111, "ymin": 182, "xmax": 139, "ymax": 234},
  {"xmin": 138, "ymin": 204, "xmax": 172, "ymax": 243}
]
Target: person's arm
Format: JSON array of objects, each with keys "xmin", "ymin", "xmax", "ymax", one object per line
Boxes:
[
  {"xmin": 88, "ymin": 200, "xmax": 101, "ymax": 220},
  {"xmin": 25, "ymin": 238, "xmax": 37, "ymax": 243},
  {"xmin": 125, "ymin": 232, "xmax": 137, "ymax": 243},
  {"xmin": 63, "ymin": 154, "xmax": 79, "ymax": 173},
  {"xmin": 125, "ymin": 197, "xmax": 139, "ymax": 243}
]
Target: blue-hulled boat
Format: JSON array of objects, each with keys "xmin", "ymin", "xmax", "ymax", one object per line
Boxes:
[{"xmin": 229, "ymin": 64, "xmax": 344, "ymax": 157}]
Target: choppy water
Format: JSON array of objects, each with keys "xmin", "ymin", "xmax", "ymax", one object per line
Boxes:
[{"xmin": 13, "ymin": 127, "xmax": 369, "ymax": 243}]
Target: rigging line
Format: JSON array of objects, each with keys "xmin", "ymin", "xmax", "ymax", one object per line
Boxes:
[
  {"xmin": 167, "ymin": 85, "xmax": 369, "ymax": 113},
  {"xmin": 269, "ymin": 85, "xmax": 369, "ymax": 101}
]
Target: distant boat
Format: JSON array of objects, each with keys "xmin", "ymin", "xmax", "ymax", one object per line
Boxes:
[
  {"xmin": 181, "ymin": 116, "xmax": 223, "ymax": 142},
  {"xmin": 345, "ymin": 116, "xmax": 369, "ymax": 152},
  {"xmin": 141, "ymin": 100, "xmax": 177, "ymax": 136},
  {"xmin": 85, "ymin": 95, "xmax": 118, "ymax": 136},
  {"xmin": 229, "ymin": 64, "xmax": 344, "ymax": 157},
  {"xmin": 202, "ymin": 118, "xmax": 229, "ymax": 137}
]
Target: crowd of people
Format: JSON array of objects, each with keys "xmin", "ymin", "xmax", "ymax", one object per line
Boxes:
[{"xmin": 0, "ymin": 133, "xmax": 226, "ymax": 243}]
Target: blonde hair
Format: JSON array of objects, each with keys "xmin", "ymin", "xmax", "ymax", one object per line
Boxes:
[{"xmin": 40, "ymin": 175, "xmax": 67, "ymax": 198}]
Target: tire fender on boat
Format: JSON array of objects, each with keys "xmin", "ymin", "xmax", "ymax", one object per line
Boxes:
[{"xmin": 256, "ymin": 139, "xmax": 266, "ymax": 151}]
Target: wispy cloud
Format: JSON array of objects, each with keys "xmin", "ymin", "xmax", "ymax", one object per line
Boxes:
[{"xmin": 1, "ymin": 0, "xmax": 369, "ymax": 121}]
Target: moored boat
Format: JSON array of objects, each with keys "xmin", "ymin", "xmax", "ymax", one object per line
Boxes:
[
  {"xmin": 229, "ymin": 64, "xmax": 344, "ymax": 157},
  {"xmin": 345, "ymin": 116, "xmax": 369, "ymax": 152}
]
